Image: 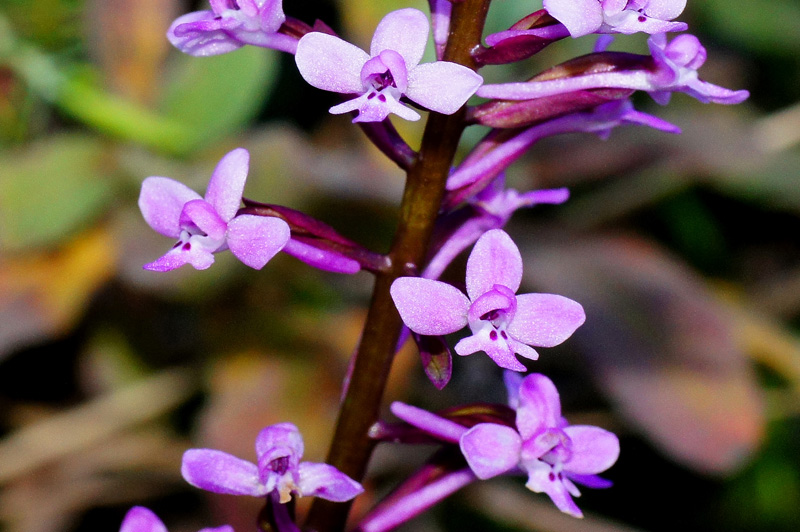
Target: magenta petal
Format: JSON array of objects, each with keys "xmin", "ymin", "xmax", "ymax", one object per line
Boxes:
[
  {"xmin": 370, "ymin": 8, "xmax": 429, "ymax": 69},
  {"xmin": 295, "ymin": 33, "xmax": 368, "ymax": 94},
  {"xmin": 199, "ymin": 528, "xmax": 234, "ymax": 532},
  {"xmin": 454, "ymin": 332, "xmax": 527, "ymax": 371},
  {"xmin": 259, "ymin": 0, "xmax": 287, "ymax": 32},
  {"xmin": 516, "ymin": 374, "xmax": 562, "ymax": 439},
  {"xmin": 297, "ymin": 462, "xmax": 364, "ymax": 502},
  {"xmin": 390, "ymin": 277, "xmax": 470, "ymax": 336},
  {"xmin": 181, "ymin": 449, "xmax": 267, "ymax": 496},
  {"xmin": 526, "ymin": 465, "xmax": 584, "ymax": 518},
  {"xmin": 226, "ymin": 215, "xmax": 290, "ymax": 269},
  {"xmin": 406, "ymin": 62, "xmax": 483, "ymax": 115},
  {"xmin": 205, "ymin": 148, "xmax": 249, "ymax": 222},
  {"xmin": 139, "ymin": 177, "xmax": 202, "ymax": 238},
  {"xmin": 460, "ymin": 423, "xmax": 522, "ymax": 479},
  {"xmin": 508, "ymin": 294, "xmax": 585, "ymax": 348},
  {"xmin": 504, "ymin": 371, "xmax": 525, "ymax": 409},
  {"xmin": 120, "ymin": 507, "xmax": 168, "ymax": 532},
  {"xmin": 255, "ymin": 423, "xmax": 304, "ymax": 464},
  {"xmin": 465, "ymin": 229, "xmax": 523, "ymax": 301},
  {"xmin": 143, "ymin": 242, "xmax": 215, "ymax": 272},
  {"xmin": 167, "ymin": 11, "xmax": 244, "ymax": 57},
  {"xmin": 563, "ymin": 425, "xmax": 620, "ymax": 475},
  {"xmin": 641, "ymin": 0, "xmax": 687, "ymax": 19},
  {"xmin": 180, "ymin": 200, "xmax": 227, "ymax": 241},
  {"xmin": 544, "ymin": 0, "xmax": 603, "ymax": 37}
]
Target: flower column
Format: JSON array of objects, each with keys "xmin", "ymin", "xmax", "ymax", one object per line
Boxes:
[{"xmin": 303, "ymin": 1, "xmax": 492, "ymax": 531}]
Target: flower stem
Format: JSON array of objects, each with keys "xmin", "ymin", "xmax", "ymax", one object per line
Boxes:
[{"xmin": 302, "ymin": 2, "xmax": 490, "ymax": 531}]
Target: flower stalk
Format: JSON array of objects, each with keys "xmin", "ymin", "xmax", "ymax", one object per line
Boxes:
[{"xmin": 303, "ymin": 1, "xmax": 491, "ymax": 531}]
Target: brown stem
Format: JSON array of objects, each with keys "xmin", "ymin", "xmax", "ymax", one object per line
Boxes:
[{"xmin": 302, "ymin": 2, "xmax": 491, "ymax": 531}]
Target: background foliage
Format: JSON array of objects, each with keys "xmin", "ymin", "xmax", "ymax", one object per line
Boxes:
[{"xmin": 1, "ymin": 1, "xmax": 799, "ymax": 531}]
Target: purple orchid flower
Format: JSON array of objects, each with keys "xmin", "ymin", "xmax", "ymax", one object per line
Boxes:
[
  {"xmin": 460, "ymin": 373, "xmax": 620, "ymax": 517},
  {"xmin": 544, "ymin": 0, "xmax": 687, "ymax": 38},
  {"xmin": 477, "ymin": 33, "xmax": 749, "ymax": 106},
  {"xmin": 168, "ymin": 0, "xmax": 297, "ymax": 56},
  {"xmin": 139, "ymin": 148, "xmax": 291, "ymax": 272},
  {"xmin": 294, "ymin": 8, "xmax": 483, "ymax": 123},
  {"xmin": 390, "ymin": 229, "xmax": 585, "ymax": 371},
  {"xmin": 120, "ymin": 506, "xmax": 232, "ymax": 532},
  {"xmin": 390, "ymin": 372, "xmax": 619, "ymax": 519},
  {"xmin": 646, "ymin": 32, "xmax": 748, "ymax": 105},
  {"xmin": 181, "ymin": 422, "xmax": 363, "ymax": 504}
]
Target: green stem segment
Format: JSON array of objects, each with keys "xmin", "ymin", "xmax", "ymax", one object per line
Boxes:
[{"xmin": 303, "ymin": 2, "xmax": 491, "ymax": 531}]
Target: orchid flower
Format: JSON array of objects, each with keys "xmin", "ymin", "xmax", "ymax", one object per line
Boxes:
[
  {"xmin": 120, "ymin": 506, "xmax": 232, "ymax": 532},
  {"xmin": 544, "ymin": 0, "xmax": 688, "ymax": 38},
  {"xmin": 139, "ymin": 148, "xmax": 290, "ymax": 272},
  {"xmin": 294, "ymin": 8, "xmax": 483, "ymax": 123},
  {"xmin": 646, "ymin": 32, "xmax": 748, "ymax": 105},
  {"xmin": 390, "ymin": 373, "xmax": 620, "ymax": 518},
  {"xmin": 181, "ymin": 422, "xmax": 363, "ymax": 504},
  {"xmin": 391, "ymin": 229, "xmax": 585, "ymax": 371},
  {"xmin": 460, "ymin": 373, "xmax": 620, "ymax": 517},
  {"xmin": 168, "ymin": 0, "xmax": 297, "ymax": 56}
]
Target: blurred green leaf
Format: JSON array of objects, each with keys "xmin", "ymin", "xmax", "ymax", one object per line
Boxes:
[
  {"xmin": 695, "ymin": 0, "xmax": 800, "ymax": 54},
  {"xmin": 0, "ymin": 134, "xmax": 114, "ymax": 250},
  {"xmin": 159, "ymin": 46, "xmax": 279, "ymax": 152}
]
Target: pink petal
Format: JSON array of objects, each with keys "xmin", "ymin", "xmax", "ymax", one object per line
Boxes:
[
  {"xmin": 205, "ymin": 148, "xmax": 249, "ymax": 222},
  {"xmin": 454, "ymin": 331, "xmax": 527, "ymax": 371},
  {"xmin": 331, "ymin": 91, "xmax": 421, "ymax": 123},
  {"xmin": 460, "ymin": 423, "xmax": 522, "ymax": 479},
  {"xmin": 465, "ymin": 229, "xmax": 523, "ymax": 301},
  {"xmin": 406, "ymin": 62, "xmax": 483, "ymax": 115},
  {"xmin": 524, "ymin": 462, "xmax": 584, "ymax": 518},
  {"xmin": 544, "ymin": 0, "xmax": 603, "ymax": 37},
  {"xmin": 516, "ymin": 374, "xmax": 562, "ymax": 440},
  {"xmin": 167, "ymin": 11, "xmax": 244, "ymax": 57},
  {"xmin": 298, "ymin": 462, "xmax": 364, "ymax": 502},
  {"xmin": 507, "ymin": 294, "xmax": 585, "ymax": 348},
  {"xmin": 390, "ymin": 277, "xmax": 470, "ymax": 336},
  {"xmin": 295, "ymin": 33, "xmax": 369, "ymax": 94},
  {"xmin": 181, "ymin": 449, "xmax": 267, "ymax": 496},
  {"xmin": 143, "ymin": 240, "xmax": 216, "ymax": 272},
  {"xmin": 504, "ymin": 371, "xmax": 525, "ymax": 409},
  {"xmin": 226, "ymin": 215, "xmax": 290, "ymax": 269},
  {"xmin": 370, "ymin": 8, "xmax": 429, "ymax": 69},
  {"xmin": 258, "ymin": 0, "xmax": 287, "ymax": 32},
  {"xmin": 139, "ymin": 177, "xmax": 202, "ymax": 238},
  {"xmin": 601, "ymin": 0, "xmax": 628, "ymax": 16},
  {"xmin": 255, "ymin": 423, "xmax": 304, "ymax": 463},
  {"xmin": 180, "ymin": 199, "xmax": 227, "ymax": 241},
  {"xmin": 120, "ymin": 507, "xmax": 168, "ymax": 532},
  {"xmin": 563, "ymin": 425, "xmax": 620, "ymax": 475},
  {"xmin": 641, "ymin": 0, "xmax": 687, "ymax": 19}
]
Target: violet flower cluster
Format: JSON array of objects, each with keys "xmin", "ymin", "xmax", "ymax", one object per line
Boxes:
[{"xmin": 124, "ymin": 1, "xmax": 748, "ymax": 531}]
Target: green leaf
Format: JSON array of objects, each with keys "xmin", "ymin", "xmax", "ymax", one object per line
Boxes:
[
  {"xmin": 694, "ymin": 0, "xmax": 800, "ymax": 54},
  {"xmin": 159, "ymin": 46, "xmax": 279, "ymax": 151},
  {"xmin": 0, "ymin": 134, "xmax": 114, "ymax": 250}
]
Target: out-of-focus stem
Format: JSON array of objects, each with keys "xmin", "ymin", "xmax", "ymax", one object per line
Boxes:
[{"xmin": 302, "ymin": 2, "xmax": 490, "ymax": 531}]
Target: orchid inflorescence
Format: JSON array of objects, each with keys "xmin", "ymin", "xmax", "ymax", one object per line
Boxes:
[{"xmin": 131, "ymin": 1, "xmax": 747, "ymax": 531}]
